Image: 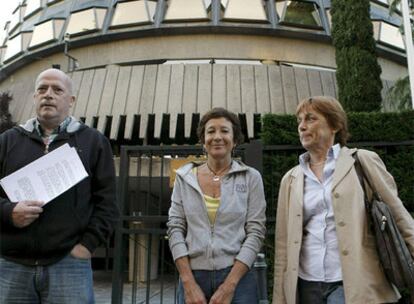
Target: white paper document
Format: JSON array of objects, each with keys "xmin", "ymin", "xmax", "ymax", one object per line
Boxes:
[{"xmin": 0, "ymin": 143, "xmax": 88, "ymax": 205}]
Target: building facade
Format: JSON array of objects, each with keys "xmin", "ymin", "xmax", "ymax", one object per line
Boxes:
[{"xmin": 0, "ymin": 0, "xmax": 409, "ymax": 143}]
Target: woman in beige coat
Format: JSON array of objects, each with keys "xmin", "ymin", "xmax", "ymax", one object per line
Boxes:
[{"xmin": 273, "ymin": 96, "xmax": 414, "ymax": 304}]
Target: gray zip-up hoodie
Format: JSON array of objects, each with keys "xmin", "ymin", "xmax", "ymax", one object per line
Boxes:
[{"xmin": 167, "ymin": 160, "xmax": 266, "ymax": 270}]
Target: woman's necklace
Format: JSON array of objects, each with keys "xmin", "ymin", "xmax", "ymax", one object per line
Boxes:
[
  {"xmin": 206, "ymin": 162, "xmax": 231, "ymax": 182},
  {"xmin": 309, "ymin": 158, "xmax": 326, "ymax": 167}
]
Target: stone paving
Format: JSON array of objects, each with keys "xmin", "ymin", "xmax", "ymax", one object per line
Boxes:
[{"xmin": 94, "ymin": 271, "xmax": 177, "ymax": 304}]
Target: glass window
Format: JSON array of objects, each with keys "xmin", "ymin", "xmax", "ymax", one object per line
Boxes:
[
  {"xmin": 54, "ymin": 19, "xmax": 65, "ymax": 37},
  {"xmin": 223, "ymin": 0, "xmax": 267, "ymax": 22},
  {"xmin": 111, "ymin": 0, "xmax": 157, "ymax": 27},
  {"xmin": 0, "ymin": 46, "xmax": 6, "ymax": 63},
  {"xmin": 372, "ymin": 20, "xmax": 381, "ymax": 40},
  {"xmin": 4, "ymin": 34, "xmax": 23, "ymax": 61},
  {"xmin": 276, "ymin": 1, "xmax": 323, "ymax": 29},
  {"xmin": 204, "ymin": 0, "xmax": 226, "ymax": 18},
  {"xmin": 96, "ymin": 8, "xmax": 106, "ymax": 27},
  {"xmin": 164, "ymin": 0, "xmax": 208, "ymax": 22},
  {"xmin": 0, "ymin": 26, "xmax": 8, "ymax": 46},
  {"xmin": 29, "ymin": 19, "xmax": 64, "ymax": 47},
  {"xmin": 65, "ymin": 8, "xmax": 107, "ymax": 35},
  {"xmin": 21, "ymin": 11, "xmax": 42, "ymax": 32},
  {"xmin": 25, "ymin": 0, "xmax": 43, "ymax": 18},
  {"xmin": 47, "ymin": 0, "xmax": 63, "ymax": 4},
  {"xmin": 325, "ymin": 9, "xmax": 331, "ymax": 28},
  {"xmin": 9, "ymin": 7, "xmax": 24, "ymax": 34},
  {"xmin": 22, "ymin": 31, "xmax": 32, "ymax": 48},
  {"xmin": 221, "ymin": 0, "xmax": 229, "ymax": 7},
  {"xmin": 373, "ymin": 0, "xmax": 403, "ymax": 11},
  {"xmin": 373, "ymin": 21, "xmax": 405, "ymax": 49},
  {"xmin": 204, "ymin": 0, "xmax": 213, "ymax": 8},
  {"xmin": 42, "ymin": 0, "xmax": 69, "ymax": 21},
  {"xmin": 29, "ymin": 21, "xmax": 52, "ymax": 47}
]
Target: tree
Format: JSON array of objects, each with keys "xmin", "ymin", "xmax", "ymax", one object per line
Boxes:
[
  {"xmin": 386, "ymin": 0, "xmax": 413, "ymax": 110},
  {"xmin": 385, "ymin": 75, "xmax": 411, "ymax": 110},
  {"xmin": 0, "ymin": 92, "xmax": 16, "ymax": 133},
  {"xmin": 331, "ymin": 0, "xmax": 383, "ymax": 112}
]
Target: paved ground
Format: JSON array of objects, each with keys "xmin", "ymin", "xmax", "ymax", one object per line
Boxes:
[{"xmin": 94, "ymin": 271, "xmax": 177, "ymax": 304}]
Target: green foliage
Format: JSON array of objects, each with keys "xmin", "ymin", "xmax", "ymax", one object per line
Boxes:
[
  {"xmin": 385, "ymin": 76, "xmax": 412, "ymax": 111},
  {"xmin": 381, "ymin": 146, "xmax": 414, "ymax": 210},
  {"xmin": 262, "ymin": 111, "xmax": 414, "ymax": 144},
  {"xmin": 347, "ymin": 111, "xmax": 414, "ymax": 141},
  {"xmin": 261, "ymin": 114, "xmax": 299, "ymax": 145},
  {"xmin": 262, "ymin": 151, "xmax": 300, "ymax": 303},
  {"xmin": 0, "ymin": 92, "xmax": 16, "ymax": 133},
  {"xmin": 331, "ymin": 0, "xmax": 383, "ymax": 111}
]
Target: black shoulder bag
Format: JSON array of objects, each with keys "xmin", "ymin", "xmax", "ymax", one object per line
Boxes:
[{"xmin": 353, "ymin": 151, "xmax": 414, "ymax": 294}]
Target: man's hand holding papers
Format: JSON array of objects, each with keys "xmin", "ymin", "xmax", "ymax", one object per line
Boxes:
[
  {"xmin": 0, "ymin": 143, "xmax": 88, "ymax": 205},
  {"xmin": 11, "ymin": 200, "xmax": 44, "ymax": 228}
]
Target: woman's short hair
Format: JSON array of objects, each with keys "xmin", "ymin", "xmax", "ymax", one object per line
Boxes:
[
  {"xmin": 296, "ymin": 96, "xmax": 350, "ymax": 146},
  {"xmin": 197, "ymin": 107, "xmax": 244, "ymax": 145}
]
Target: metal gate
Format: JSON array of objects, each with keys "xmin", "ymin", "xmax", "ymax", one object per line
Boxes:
[{"xmin": 111, "ymin": 142, "xmax": 263, "ymax": 304}]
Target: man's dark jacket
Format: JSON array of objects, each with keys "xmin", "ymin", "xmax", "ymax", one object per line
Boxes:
[{"xmin": 0, "ymin": 118, "xmax": 119, "ymax": 265}]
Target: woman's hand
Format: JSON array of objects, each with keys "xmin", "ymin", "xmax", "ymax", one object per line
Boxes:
[
  {"xmin": 209, "ymin": 261, "xmax": 248, "ymax": 304},
  {"xmin": 208, "ymin": 281, "xmax": 235, "ymax": 304},
  {"xmin": 183, "ymin": 281, "xmax": 207, "ymax": 304},
  {"xmin": 175, "ymin": 256, "xmax": 207, "ymax": 304}
]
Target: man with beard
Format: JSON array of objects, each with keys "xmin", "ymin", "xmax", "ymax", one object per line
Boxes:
[{"xmin": 0, "ymin": 68, "xmax": 119, "ymax": 303}]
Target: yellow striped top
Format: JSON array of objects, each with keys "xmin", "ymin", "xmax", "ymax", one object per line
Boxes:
[
  {"xmin": 204, "ymin": 194, "xmax": 220, "ymax": 224},
  {"xmin": 193, "ymin": 167, "xmax": 221, "ymax": 224}
]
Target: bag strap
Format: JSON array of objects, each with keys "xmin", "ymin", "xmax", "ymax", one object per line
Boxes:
[
  {"xmin": 352, "ymin": 151, "xmax": 372, "ymax": 214},
  {"xmin": 352, "ymin": 150, "xmax": 381, "ymax": 201}
]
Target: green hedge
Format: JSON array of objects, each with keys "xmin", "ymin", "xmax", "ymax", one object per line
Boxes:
[
  {"xmin": 262, "ymin": 110, "xmax": 414, "ymax": 144},
  {"xmin": 261, "ymin": 111, "xmax": 414, "ymax": 302},
  {"xmin": 262, "ymin": 111, "xmax": 414, "ymax": 206}
]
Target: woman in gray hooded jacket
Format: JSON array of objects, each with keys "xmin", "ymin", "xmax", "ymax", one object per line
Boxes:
[{"xmin": 167, "ymin": 108, "xmax": 266, "ymax": 304}]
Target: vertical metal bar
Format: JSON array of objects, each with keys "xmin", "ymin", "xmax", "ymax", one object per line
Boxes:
[
  {"xmin": 153, "ymin": 0, "xmax": 165, "ymax": 28},
  {"xmin": 266, "ymin": 0, "xmax": 278, "ymax": 28},
  {"xmin": 254, "ymin": 253, "xmax": 269, "ymax": 304},
  {"xmin": 160, "ymin": 235, "xmax": 166, "ymax": 304},
  {"xmin": 137, "ymin": 152, "xmax": 142, "ymax": 215},
  {"xmin": 316, "ymin": 0, "xmax": 330, "ymax": 35},
  {"xmin": 132, "ymin": 231, "xmax": 139, "ymax": 304},
  {"xmin": 146, "ymin": 233, "xmax": 153, "ymax": 303},
  {"xmin": 159, "ymin": 151, "xmax": 166, "ymax": 303},
  {"xmin": 401, "ymin": 0, "xmax": 414, "ymax": 108},
  {"xmin": 159, "ymin": 153, "xmax": 164, "ymax": 215},
  {"xmin": 147, "ymin": 152, "xmax": 154, "ymax": 215},
  {"xmin": 111, "ymin": 147, "xmax": 130, "ymax": 304},
  {"xmin": 111, "ymin": 230, "xmax": 124, "ymax": 304},
  {"xmin": 211, "ymin": 0, "xmax": 220, "ymax": 25},
  {"xmin": 104, "ymin": 239, "xmax": 110, "ymax": 271}
]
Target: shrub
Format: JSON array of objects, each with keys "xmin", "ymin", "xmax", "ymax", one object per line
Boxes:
[{"xmin": 331, "ymin": 0, "xmax": 383, "ymax": 111}]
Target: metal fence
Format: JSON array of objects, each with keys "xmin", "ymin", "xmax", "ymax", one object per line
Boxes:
[
  {"xmin": 110, "ymin": 140, "xmax": 413, "ymax": 303},
  {"xmin": 111, "ymin": 142, "xmax": 264, "ymax": 304}
]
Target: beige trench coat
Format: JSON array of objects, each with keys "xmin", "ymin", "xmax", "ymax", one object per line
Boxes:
[{"xmin": 273, "ymin": 146, "xmax": 414, "ymax": 304}]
